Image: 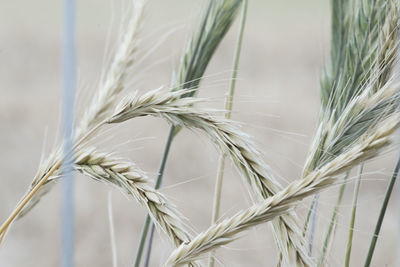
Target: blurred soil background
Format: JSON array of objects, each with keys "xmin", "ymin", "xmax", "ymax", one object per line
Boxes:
[{"xmin": 0, "ymin": 0, "xmax": 398, "ymax": 266}]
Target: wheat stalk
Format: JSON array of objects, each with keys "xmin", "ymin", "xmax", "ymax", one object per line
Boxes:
[
  {"xmin": 108, "ymin": 88, "xmax": 311, "ymax": 266},
  {"xmin": 164, "ymin": 111, "xmax": 400, "ymax": 266}
]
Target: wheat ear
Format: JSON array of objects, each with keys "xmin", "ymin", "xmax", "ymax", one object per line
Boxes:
[
  {"xmin": 108, "ymin": 88, "xmax": 311, "ymax": 266},
  {"xmin": 164, "ymin": 112, "xmax": 400, "ymax": 266},
  {"xmin": 76, "ymin": 0, "xmax": 146, "ymax": 138},
  {"xmin": 74, "ymin": 147, "xmax": 191, "ymax": 247}
]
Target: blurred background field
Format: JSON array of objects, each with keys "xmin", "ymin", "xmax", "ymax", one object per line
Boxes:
[{"xmin": 0, "ymin": 0, "xmax": 398, "ymax": 266}]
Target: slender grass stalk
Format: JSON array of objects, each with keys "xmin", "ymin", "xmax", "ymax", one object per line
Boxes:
[
  {"xmin": 345, "ymin": 164, "xmax": 363, "ymax": 267},
  {"xmin": 141, "ymin": 126, "xmax": 175, "ymax": 267},
  {"xmin": 308, "ymin": 194, "xmax": 319, "ymax": 255},
  {"xmin": 364, "ymin": 154, "xmax": 400, "ymax": 267},
  {"xmin": 208, "ymin": 1, "xmax": 247, "ymax": 266},
  {"xmin": 107, "ymin": 192, "xmax": 118, "ymax": 267},
  {"xmin": 303, "ymin": 197, "xmax": 316, "ymax": 237},
  {"xmin": 318, "ymin": 171, "xmax": 350, "ymax": 266}
]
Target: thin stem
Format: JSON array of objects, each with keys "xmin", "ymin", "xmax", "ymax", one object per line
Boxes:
[
  {"xmin": 345, "ymin": 164, "xmax": 364, "ymax": 267},
  {"xmin": 108, "ymin": 192, "xmax": 118, "ymax": 267},
  {"xmin": 134, "ymin": 126, "xmax": 175, "ymax": 267},
  {"xmin": 143, "ymin": 223, "xmax": 156, "ymax": 267},
  {"xmin": 134, "ymin": 216, "xmax": 151, "ymax": 267},
  {"xmin": 303, "ymin": 196, "xmax": 316, "ymax": 237},
  {"xmin": 318, "ymin": 171, "xmax": 350, "ymax": 266},
  {"xmin": 308, "ymin": 194, "xmax": 319, "ymax": 255},
  {"xmin": 364, "ymin": 154, "xmax": 400, "ymax": 267},
  {"xmin": 208, "ymin": 1, "xmax": 247, "ymax": 266}
]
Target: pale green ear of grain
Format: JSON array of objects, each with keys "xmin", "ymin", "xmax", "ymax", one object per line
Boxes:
[
  {"xmin": 320, "ymin": 0, "xmax": 395, "ymax": 118},
  {"xmin": 172, "ymin": 0, "xmax": 242, "ymax": 94},
  {"xmin": 74, "ymin": 148, "xmax": 192, "ymax": 247},
  {"xmin": 303, "ymin": 0, "xmax": 399, "ymax": 263},
  {"xmin": 304, "ymin": 0, "xmax": 399, "ymax": 175}
]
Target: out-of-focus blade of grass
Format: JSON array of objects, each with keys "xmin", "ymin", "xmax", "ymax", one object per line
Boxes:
[
  {"xmin": 345, "ymin": 164, "xmax": 363, "ymax": 267},
  {"xmin": 317, "ymin": 171, "xmax": 349, "ymax": 266},
  {"xmin": 208, "ymin": 1, "xmax": 247, "ymax": 266},
  {"xmin": 364, "ymin": 156, "xmax": 400, "ymax": 267}
]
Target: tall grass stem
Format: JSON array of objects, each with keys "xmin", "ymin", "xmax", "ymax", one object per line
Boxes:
[
  {"xmin": 345, "ymin": 164, "xmax": 364, "ymax": 267},
  {"xmin": 364, "ymin": 154, "xmax": 400, "ymax": 266},
  {"xmin": 318, "ymin": 171, "xmax": 349, "ymax": 266}
]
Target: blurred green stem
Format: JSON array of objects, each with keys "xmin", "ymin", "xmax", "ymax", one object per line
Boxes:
[
  {"xmin": 318, "ymin": 171, "xmax": 349, "ymax": 266},
  {"xmin": 364, "ymin": 155, "xmax": 400, "ymax": 267}
]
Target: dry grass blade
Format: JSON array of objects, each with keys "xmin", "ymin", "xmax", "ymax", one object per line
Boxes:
[
  {"xmin": 164, "ymin": 112, "xmax": 400, "ymax": 266},
  {"xmin": 108, "ymin": 88, "xmax": 311, "ymax": 266}
]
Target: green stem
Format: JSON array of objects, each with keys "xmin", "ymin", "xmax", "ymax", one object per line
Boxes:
[
  {"xmin": 133, "ymin": 127, "xmax": 175, "ymax": 267},
  {"xmin": 318, "ymin": 171, "xmax": 350, "ymax": 266},
  {"xmin": 208, "ymin": 1, "xmax": 248, "ymax": 266},
  {"xmin": 364, "ymin": 155, "xmax": 400, "ymax": 267},
  {"xmin": 133, "ymin": 215, "xmax": 151, "ymax": 267},
  {"xmin": 345, "ymin": 164, "xmax": 364, "ymax": 267},
  {"xmin": 303, "ymin": 197, "xmax": 316, "ymax": 237}
]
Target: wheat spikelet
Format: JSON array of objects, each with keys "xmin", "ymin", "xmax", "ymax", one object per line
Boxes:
[
  {"xmin": 164, "ymin": 112, "xmax": 400, "ymax": 266},
  {"xmin": 74, "ymin": 147, "xmax": 191, "ymax": 247},
  {"xmin": 108, "ymin": 88, "xmax": 311, "ymax": 266},
  {"xmin": 307, "ymin": 0, "xmax": 399, "ymax": 175},
  {"xmin": 171, "ymin": 0, "xmax": 242, "ymax": 94},
  {"xmin": 76, "ymin": 0, "xmax": 145, "ymax": 138}
]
